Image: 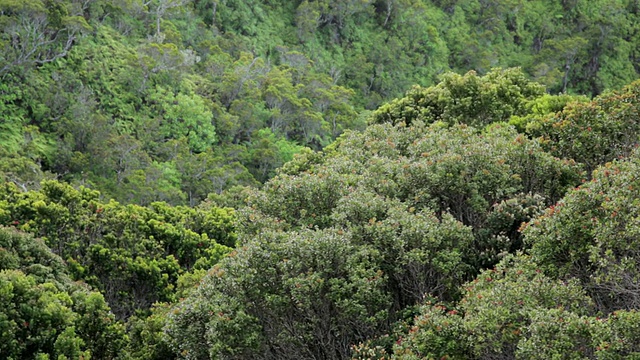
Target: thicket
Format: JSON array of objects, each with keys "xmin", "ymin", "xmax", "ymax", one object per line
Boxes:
[
  {"xmin": 168, "ymin": 70, "xmax": 640, "ymax": 359},
  {"xmin": 4, "ymin": 0, "xmax": 640, "ymax": 359},
  {"xmin": 4, "ymin": 66, "xmax": 640, "ymax": 360},
  {"xmin": 4, "ymin": 0, "xmax": 640, "ymax": 205}
]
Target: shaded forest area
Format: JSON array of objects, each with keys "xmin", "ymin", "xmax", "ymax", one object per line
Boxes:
[{"xmin": 4, "ymin": 0, "xmax": 640, "ymax": 359}]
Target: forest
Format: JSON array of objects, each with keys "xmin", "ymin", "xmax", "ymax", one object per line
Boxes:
[{"xmin": 3, "ymin": 0, "xmax": 640, "ymax": 358}]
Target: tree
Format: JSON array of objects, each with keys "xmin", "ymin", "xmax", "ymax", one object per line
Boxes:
[
  {"xmin": 359, "ymin": 254, "xmax": 640, "ymax": 359},
  {"xmin": 0, "ymin": 180, "xmax": 235, "ymax": 319},
  {"xmin": 148, "ymin": 83, "xmax": 216, "ymax": 153},
  {"xmin": 524, "ymin": 80, "xmax": 640, "ymax": 174},
  {"xmin": 165, "ymin": 108, "xmax": 582, "ymax": 358},
  {"xmin": 259, "ymin": 121, "xmax": 581, "ymax": 269},
  {"xmin": 246, "ymin": 128, "xmax": 306, "ymax": 182},
  {"xmin": 371, "ymin": 68, "xmax": 545, "ymax": 128},
  {"xmin": 525, "ymin": 149, "xmax": 640, "ymax": 313},
  {"xmin": 0, "ymin": 226, "xmax": 126, "ymax": 359},
  {"xmin": 166, "ymin": 228, "xmax": 391, "ymax": 360},
  {"xmin": 539, "ymin": 36, "xmax": 588, "ymax": 93},
  {"xmin": 144, "ymin": 0, "xmax": 191, "ymax": 38},
  {"xmin": 0, "ymin": 0, "xmax": 92, "ymax": 76},
  {"xmin": 358, "ymin": 255, "xmax": 595, "ymax": 359}
]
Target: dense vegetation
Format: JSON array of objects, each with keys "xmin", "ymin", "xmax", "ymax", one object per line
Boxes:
[
  {"xmin": 4, "ymin": 0, "xmax": 640, "ymax": 204},
  {"xmin": 4, "ymin": 0, "xmax": 640, "ymax": 359}
]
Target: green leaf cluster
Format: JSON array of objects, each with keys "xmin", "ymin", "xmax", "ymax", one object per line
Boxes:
[
  {"xmin": 0, "ymin": 227, "xmax": 126, "ymax": 360},
  {"xmin": 0, "ymin": 180, "xmax": 235, "ymax": 319},
  {"xmin": 166, "ymin": 71, "xmax": 585, "ymax": 358}
]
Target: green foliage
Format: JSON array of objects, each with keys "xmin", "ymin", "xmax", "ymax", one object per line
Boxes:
[
  {"xmin": 246, "ymin": 128, "xmax": 307, "ymax": 182},
  {"xmin": 508, "ymin": 92, "xmax": 588, "ymax": 132},
  {"xmin": 148, "ymin": 83, "xmax": 216, "ymax": 153},
  {"xmin": 168, "ymin": 112, "xmax": 583, "ymax": 358},
  {"xmin": 525, "ymin": 150, "xmax": 640, "ymax": 313},
  {"xmin": 371, "ymin": 68, "xmax": 545, "ymax": 127},
  {"xmin": 5, "ymin": 1, "xmax": 640, "ymax": 357},
  {"xmin": 364, "ymin": 255, "xmax": 594, "ymax": 359},
  {"xmin": 363, "ymin": 254, "xmax": 640, "ymax": 359},
  {"xmin": 256, "ymin": 121, "xmax": 581, "ymax": 270},
  {"xmin": 167, "ymin": 228, "xmax": 391, "ymax": 360},
  {"xmin": 124, "ymin": 303, "xmax": 175, "ymax": 360},
  {"xmin": 0, "ymin": 0, "xmax": 91, "ymax": 76},
  {"xmin": 461, "ymin": 255, "xmax": 593, "ymax": 358},
  {"xmin": 524, "ymin": 80, "xmax": 640, "ymax": 174},
  {"xmin": 0, "ymin": 225, "xmax": 69, "ymax": 284},
  {"xmin": 592, "ymin": 310, "xmax": 640, "ymax": 357},
  {"xmin": 4, "ymin": 0, "xmax": 640, "ymax": 204},
  {"xmin": 0, "ymin": 180, "xmax": 235, "ymax": 318},
  {"xmin": 0, "ymin": 227, "xmax": 126, "ymax": 360},
  {"xmin": 332, "ymin": 193, "xmax": 474, "ymax": 303},
  {"xmin": 389, "ymin": 304, "xmax": 468, "ymax": 359}
]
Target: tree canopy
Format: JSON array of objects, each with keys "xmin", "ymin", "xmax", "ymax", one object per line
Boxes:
[
  {"xmin": 4, "ymin": 0, "xmax": 640, "ymax": 205},
  {"xmin": 4, "ymin": 1, "xmax": 640, "ymax": 358}
]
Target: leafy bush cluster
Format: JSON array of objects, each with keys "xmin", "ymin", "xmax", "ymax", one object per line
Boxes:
[
  {"xmin": 165, "ymin": 70, "xmax": 640, "ymax": 359},
  {"xmin": 4, "ymin": 2, "xmax": 640, "ymax": 354},
  {"xmin": 0, "ymin": 227, "xmax": 126, "ymax": 360},
  {"xmin": 0, "ymin": 180, "xmax": 236, "ymax": 319},
  {"xmin": 4, "ymin": 0, "xmax": 640, "ymax": 205}
]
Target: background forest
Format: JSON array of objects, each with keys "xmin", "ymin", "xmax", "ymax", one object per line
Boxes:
[
  {"xmin": 4, "ymin": 0, "xmax": 640, "ymax": 204},
  {"xmin": 4, "ymin": 0, "xmax": 640, "ymax": 359}
]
